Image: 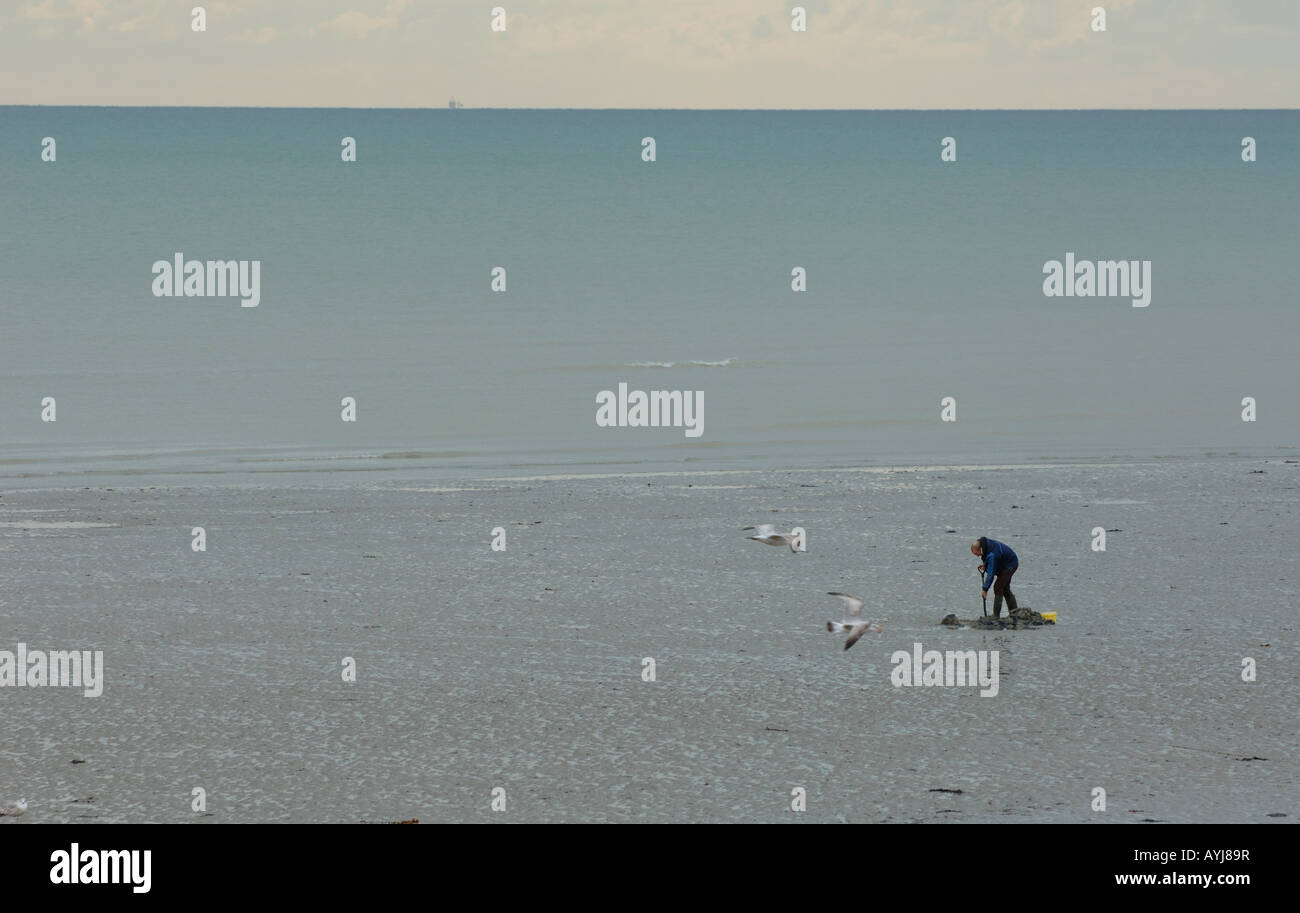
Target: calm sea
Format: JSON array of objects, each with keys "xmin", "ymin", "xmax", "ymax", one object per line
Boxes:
[{"xmin": 2, "ymin": 108, "xmax": 1297, "ymax": 485}]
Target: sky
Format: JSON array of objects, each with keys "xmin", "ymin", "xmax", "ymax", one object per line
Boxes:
[{"xmin": 2, "ymin": 0, "xmax": 1299, "ymax": 108}]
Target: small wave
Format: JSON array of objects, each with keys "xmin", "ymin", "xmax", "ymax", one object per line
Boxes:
[
  {"xmin": 0, "ymin": 521, "xmax": 118, "ymax": 529},
  {"xmin": 623, "ymin": 358, "xmax": 736, "ymax": 368}
]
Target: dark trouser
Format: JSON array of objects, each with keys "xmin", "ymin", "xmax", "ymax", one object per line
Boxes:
[{"xmin": 992, "ymin": 565, "xmax": 1018, "ymax": 618}]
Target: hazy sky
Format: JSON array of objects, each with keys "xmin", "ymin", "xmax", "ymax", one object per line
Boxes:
[{"xmin": 3, "ymin": 0, "xmax": 1298, "ymax": 108}]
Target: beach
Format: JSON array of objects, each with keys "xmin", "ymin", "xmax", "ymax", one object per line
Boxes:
[
  {"xmin": 2, "ymin": 107, "xmax": 1297, "ymax": 826},
  {"xmin": 2, "ymin": 456, "xmax": 1295, "ymax": 823}
]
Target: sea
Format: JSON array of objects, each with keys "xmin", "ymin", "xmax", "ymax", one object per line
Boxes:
[{"xmin": 2, "ymin": 108, "xmax": 1297, "ymax": 486}]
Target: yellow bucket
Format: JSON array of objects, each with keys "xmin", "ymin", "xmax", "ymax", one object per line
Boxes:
[{"xmin": 1040, "ymin": 612, "xmax": 1058, "ymax": 622}]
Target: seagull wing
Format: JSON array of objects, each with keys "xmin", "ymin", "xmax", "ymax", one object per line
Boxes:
[
  {"xmin": 744, "ymin": 524, "xmax": 778, "ymax": 537},
  {"xmin": 827, "ymin": 592, "xmax": 864, "ymax": 619},
  {"xmin": 843, "ymin": 622, "xmax": 881, "ymax": 651}
]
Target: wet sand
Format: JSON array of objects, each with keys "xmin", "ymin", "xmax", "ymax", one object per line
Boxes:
[{"xmin": 1, "ymin": 458, "xmax": 1296, "ymax": 822}]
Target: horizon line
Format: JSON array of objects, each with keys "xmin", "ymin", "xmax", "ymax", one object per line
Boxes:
[{"xmin": 4, "ymin": 104, "xmax": 1298, "ymax": 112}]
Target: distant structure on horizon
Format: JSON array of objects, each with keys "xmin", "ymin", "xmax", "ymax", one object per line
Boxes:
[{"xmin": 448, "ymin": 98, "xmax": 464, "ymax": 109}]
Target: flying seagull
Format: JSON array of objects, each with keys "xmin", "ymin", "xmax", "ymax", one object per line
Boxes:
[
  {"xmin": 825, "ymin": 592, "xmax": 882, "ymax": 650},
  {"xmin": 742, "ymin": 524, "xmax": 801, "ymax": 553},
  {"xmin": 0, "ymin": 798, "xmax": 27, "ymax": 817}
]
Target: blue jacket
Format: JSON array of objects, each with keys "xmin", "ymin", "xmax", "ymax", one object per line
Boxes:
[{"xmin": 980, "ymin": 538, "xmax": 1018, "ymax": 590}]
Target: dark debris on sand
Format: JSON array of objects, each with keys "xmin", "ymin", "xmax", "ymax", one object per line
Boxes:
[{"xmin": 940, "ymin": 609, "xmax": 1055, "ymax": 629}]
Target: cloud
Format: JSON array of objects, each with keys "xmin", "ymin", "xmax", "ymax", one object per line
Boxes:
[
  {"xmin": 237, "ymin": 25, "xmax": 279, "ymax": 44},
  {"xmin": 19, "ymin": 0, "xmax": 132, "ymax": 31},
  {"xmin": 317, "ymin": 0, "xmax": 412, "ymax": 39},
  {"xmin": 71, "ymin": 0, "xmax": 111, "ymax": 30},
  {"xmin": 19, "ymin": 0, "xmax": 60, "ymax": 21}
]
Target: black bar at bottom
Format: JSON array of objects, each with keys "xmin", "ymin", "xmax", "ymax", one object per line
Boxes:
[{"xmin": 0, "ymin": 823, "xmax": 1284, "ymax": 898}]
